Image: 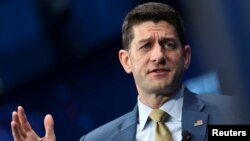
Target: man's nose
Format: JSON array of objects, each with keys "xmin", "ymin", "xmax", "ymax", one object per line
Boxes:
[{"xmin": 150, "ymin": 43, "xmax": 165, "ymax": 63}]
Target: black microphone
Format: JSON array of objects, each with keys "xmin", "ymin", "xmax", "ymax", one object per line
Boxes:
[{"xmin": 182, "ymin": 130, "xmax": 192, "ymax": 141}]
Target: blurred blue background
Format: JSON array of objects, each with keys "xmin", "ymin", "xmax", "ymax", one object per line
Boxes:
[{"xmin": 0, "ymin": 0, "xmax": 249, "ymax": 140}]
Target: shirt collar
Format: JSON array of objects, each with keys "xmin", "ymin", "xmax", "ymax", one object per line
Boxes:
[{"xmin": 137, "ymin": 85, "xmax": 184, "ymax": 131}]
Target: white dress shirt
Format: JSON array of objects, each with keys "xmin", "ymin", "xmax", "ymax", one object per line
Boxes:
[{"xmin": 136, "ymin": 86, "xmax": 184, "ymax": 141}]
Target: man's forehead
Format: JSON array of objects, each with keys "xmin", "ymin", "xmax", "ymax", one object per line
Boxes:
[
  {"xmin": 132, "ymin": 21, "xmax": 175, "ymax": 30},
  {"xmin": 132, "ymin": 21, "xmax": 177, "ymax": 37},
  {"xmin": 133, "ymin": 29, "xmax": 178, "ymax": 43}
]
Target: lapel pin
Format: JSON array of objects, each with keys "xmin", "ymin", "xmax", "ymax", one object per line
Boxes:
[{"xmin": 194, "ymin": 119, "xmax": 203, "ymax": 127}]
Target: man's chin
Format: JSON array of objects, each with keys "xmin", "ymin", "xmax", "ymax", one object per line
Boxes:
[{"xmin": 149, "ymin": 84, "xmax": 180, "ymax": 95}]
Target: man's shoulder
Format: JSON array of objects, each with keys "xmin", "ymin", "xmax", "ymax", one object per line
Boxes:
[
  {"xmin": 188, "ymin": 91, "xmax": 248, "ymax": 124},
  {"xmin": 198, "ymin": 93, "xmax": 236, "ymax": 106},
  {"xmin": 185, "ymin": 89, "xmax": 238, "ymax": 107},
  {"xmin": 196, "ymin": 93, "xmax": 242, "ymax": 112},
  {"xmin": 80, "ymin": 108, "xmax": 137, "ymax": 141}
]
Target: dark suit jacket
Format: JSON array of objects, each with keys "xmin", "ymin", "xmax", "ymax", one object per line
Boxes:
[{"xmin": 79, "ymin": 88, "xmax": 246, "ymax": 141}]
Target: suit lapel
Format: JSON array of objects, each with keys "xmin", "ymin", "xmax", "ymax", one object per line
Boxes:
[
  {"xmin": 110, "ymin": 89, "xmax": 209, "ymax": 141},
  {"xmin": 111, "ymin": 106, "xmax": 138, "ymax": 141},
  {"xmin": 182, "ymin": 89, "xmax": 208, "ymax": 141}
]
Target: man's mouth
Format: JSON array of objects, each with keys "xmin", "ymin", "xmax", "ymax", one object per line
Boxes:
[{"xmin": 148, "ymin": 68, "xmax": 170, "ymax": 74}]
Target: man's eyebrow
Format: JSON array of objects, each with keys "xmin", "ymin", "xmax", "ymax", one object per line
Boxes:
[
  {"xmin": 137, "ymin": 37, "xmax": 179, "ymax": 44},
  {"xmin": 138, "ymin": 37, "xmax": 151, "ymax": 44},
  {"xmin": 160, "ymin": 37, "xmax": 178, "ymax": 42},
  {"xmin": 159, "ymin": 37, "xmax": 180, "ymax": 44}
]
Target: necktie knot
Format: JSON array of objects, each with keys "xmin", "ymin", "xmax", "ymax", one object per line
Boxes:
[
  {"xmin": 149, "ymin": 109, "xmax": 173, "ymax": 141},
  {"xmin": 149, "ymin": 109, "xmax": 169, "ymax": 122}
]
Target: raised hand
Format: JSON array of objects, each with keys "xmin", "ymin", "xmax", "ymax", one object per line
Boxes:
[{"xmin": 11, "ymin": 106, "xmax": 56, "ymax": 141}]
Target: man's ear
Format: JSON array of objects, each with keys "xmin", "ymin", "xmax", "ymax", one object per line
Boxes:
[
  {"xmin": 183, "ymin": 45, "xmax": 191, "ymax": 70},
  {"xmin": 118, "ymin": 49, "xmax": 132, "ymax": 74}
]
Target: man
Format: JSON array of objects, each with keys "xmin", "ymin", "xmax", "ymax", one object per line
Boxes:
[{"xmin": 11, "ymin": 2, "xmax": 243, "ymax": 141}]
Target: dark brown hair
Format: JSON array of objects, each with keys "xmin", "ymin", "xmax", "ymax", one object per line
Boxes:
[{"xmin": 122, "ymin": 2, "xmax": 186, "ymax": 50}]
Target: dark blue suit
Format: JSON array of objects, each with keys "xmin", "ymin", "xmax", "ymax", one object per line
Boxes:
[{"xmin": 80, "ymin": 88, "xmax": 246, "ymax": 141}]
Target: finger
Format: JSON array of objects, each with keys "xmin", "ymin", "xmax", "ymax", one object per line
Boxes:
[
  {"xmin": 44, "ymin": 114, "xmax": 56, "ymax": 139},
  {"xmin": 18, "ymin": 106, "xmax": 32, "ymax": 132},
  {"xmin": 11, "ymin": 112, "xmax": 22, "ymax": 141},
  {"xmin": 11, "ymin": 121, "xmax": 22, "ymax": 141},
  {"xmin": 12, "ymin": 111, "xmax": 26, "ymax": 138}
]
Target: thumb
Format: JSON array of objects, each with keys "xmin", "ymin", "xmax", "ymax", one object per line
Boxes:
[{"xmin": 44, "ymin": 114, "xmax": 56, "ymax": 139}]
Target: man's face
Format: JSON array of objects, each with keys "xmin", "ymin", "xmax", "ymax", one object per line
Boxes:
[{"xmin": 119, "ymin": 21, "xmax": 191, "ymax": 96}]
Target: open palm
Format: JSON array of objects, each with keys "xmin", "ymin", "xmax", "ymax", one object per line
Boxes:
[{"xmin": 11, "ymin": 106, "xmax": 56, "ymax": 141}]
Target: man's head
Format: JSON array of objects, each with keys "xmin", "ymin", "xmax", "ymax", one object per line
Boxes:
[
  {"xmin": 119, "ymin": 2, "xmax": 191, "ymax": 99},
  {"xmin": 122, "ymin": 2, "xmax": 186, "ymax": 50}
]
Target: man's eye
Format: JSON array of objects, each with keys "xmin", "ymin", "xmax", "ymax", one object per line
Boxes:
[
  {"xmin": 140, "ymin": 43, "xmax": 151, "ymax": 49},
  {"xmin": 163, "ymin": 42, "xmax": 177, "ymax": 49}
]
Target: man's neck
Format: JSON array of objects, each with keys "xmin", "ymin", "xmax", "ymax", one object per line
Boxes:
[
  {"xmin": 137, "ymin": 85, "xmax": 182, "ymax": 109},
  {"xmin": 138, "ymin": 93, "xmax": 172, "ymax": 109}
]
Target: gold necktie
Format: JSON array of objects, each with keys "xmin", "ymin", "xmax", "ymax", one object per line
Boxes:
[{"xmin": 149, "ymin": 109, "xmax": 173, "ymax": 141}]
